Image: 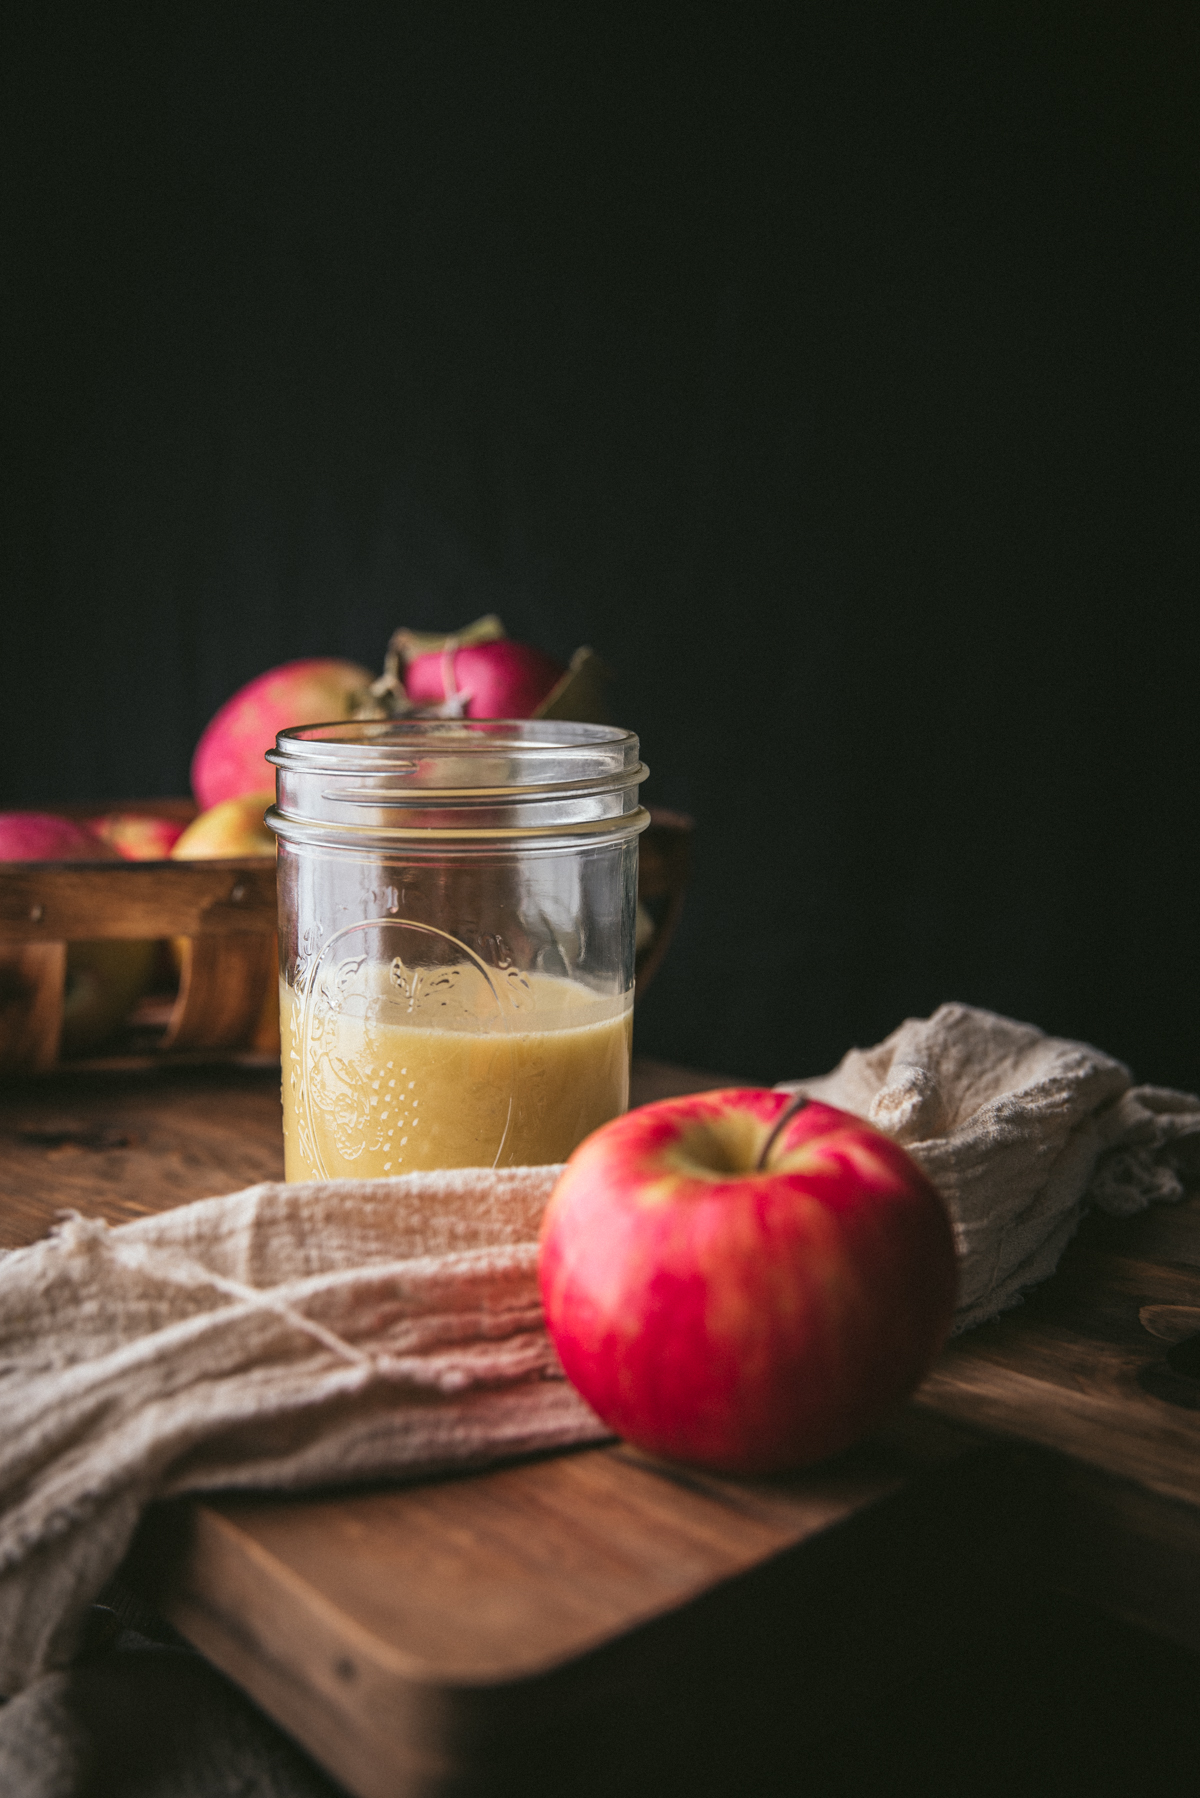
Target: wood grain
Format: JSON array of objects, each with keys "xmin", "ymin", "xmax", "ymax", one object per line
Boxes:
[
  {"xmin": 0, "ymin": 859, "xmax": 277, "ymax": 943},
  {"xmin": 0, "ymin": 1064, "xmax": 284, "ymax": 1246},
  {"xmin": 192, "ymin": 1445, "xmax": 905, "ymax": 1686},
  {"xmin": 165, "ymin": 934, "xmax": 277, "ymax": 1050},
  {"xmin": 133, "ymin": 1417, "xmax": 1040, "ymax": 1798},
  {"xmin": 916, "ymin": 1235, "xmax": 1200, "ymax": 1508}
]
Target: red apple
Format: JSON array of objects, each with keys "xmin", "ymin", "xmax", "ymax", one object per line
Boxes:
[
  {"xmin": 539, "ymin": 1089, "xmax": 957, "ymax": 1475},
  {"xmin": 191, "ymin": 658, "xmax": 372, "ymax": 810},
  {"xmin": 0, "ymin": 812, "xmax": 119, "ymax": 862},
  {"xmin": 89, "ymin": 811, "xmax": 186, "ymax": 860},
  {"xmin": 404, "ymin": 639, "xmax": 566, "ymax": 718}
]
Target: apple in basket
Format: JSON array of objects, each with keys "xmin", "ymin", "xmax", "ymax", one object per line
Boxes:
[
  {"xmin": 89, "ymin": 812, "xmax": 186, "ymax": 860},
  {"xmin": 360, "ymin": 615, "xmax": 595, "ymax": 722},
  {"xmin": 191, "ymin": 658, "xmax": 373, "ymax": 809},
  {"xmin": 539, "ymin": 1089, "xmax": 957, "ymax": 1474},
  {"xmin": 171, "ymin": 794, "xmax": 276, "ymax": 860},
  {"xmin": 0, "ymin": 812, "xmax": 114, "ymax": 863},
  {"xmin": 0, "ymin": 812, "xmax": 158, "ymax": 1056},
  {"xmin": 403, "ymin": 637, "xmax": 566, "ymax": 719}
]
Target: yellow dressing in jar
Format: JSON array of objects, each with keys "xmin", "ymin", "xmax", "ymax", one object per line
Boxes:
[{"xmin": 282, "ymin": 968, "xmax": 632, "ymax": 1179}]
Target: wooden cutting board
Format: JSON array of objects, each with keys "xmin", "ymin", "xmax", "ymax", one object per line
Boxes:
[
  {"xmin": 5, "ymin": 1060, "xmax": 1200, "ymax": 1796},
  {"xmin": 913, "ymin": 1191, "xmax": 1200, "ymax": 1655},
  {"xmin": 129, "ymin": 1415, "xmax": 1040, "ymax": 1798}
]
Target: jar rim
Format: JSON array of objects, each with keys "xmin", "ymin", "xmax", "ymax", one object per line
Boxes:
[
  {"xmin": 266, "ymin": 717, "xmax": 648, "ymax": 846},
  {"xmin": 267, "ymin": 716, "xmax": 641, "ymax": 780}
]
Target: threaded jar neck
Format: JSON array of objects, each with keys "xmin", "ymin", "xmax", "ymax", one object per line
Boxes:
[{"xmin": 266, "ymin": 718, "xmax": 649, "ymax": 851}]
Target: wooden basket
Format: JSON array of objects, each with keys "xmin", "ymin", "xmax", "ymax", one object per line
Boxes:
[{"xmin": 0, "ymin": 804, "xmax": 692, "ymax": 1077}]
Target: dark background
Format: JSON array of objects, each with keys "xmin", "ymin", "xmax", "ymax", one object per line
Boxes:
[{"xmin": 4, "ymin": 3, "xmax": 1198, "ymax": 1089}]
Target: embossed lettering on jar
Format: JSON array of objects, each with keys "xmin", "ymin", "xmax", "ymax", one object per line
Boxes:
[{"xmin": 266, "ymin": 720, "xmax": 649, "ymax": 1180}]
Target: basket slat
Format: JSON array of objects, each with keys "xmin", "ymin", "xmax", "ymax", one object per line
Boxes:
[
  {"xmin": 1, "ymin": 809, "xmax": 692, "ymax": 1071},
  {"xmin": 634, "ymin": 809, "xmax": 694, "ymax": 994},
  {"xmin": 0, "ymin": 943, "xmax": 66, "ymax": 1074},
  {"xmin": 165, "ymin": 935, "xmax": 278, "ymax": 1052},
  {"xmin": 0, "ymin": 860, "xmax": 276, "ymax": 943}
]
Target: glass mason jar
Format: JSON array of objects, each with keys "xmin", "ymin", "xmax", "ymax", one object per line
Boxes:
[{"xmin": 266, "ymin": 718, "xmax": 649, "ymax": 1182}]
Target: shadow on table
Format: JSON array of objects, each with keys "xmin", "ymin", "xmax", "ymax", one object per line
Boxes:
[{"xmin": 4, "ymin": 1581, "xmax": 1199, "ymax": 1798}]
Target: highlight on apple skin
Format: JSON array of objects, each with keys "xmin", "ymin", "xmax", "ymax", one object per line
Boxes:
[
  {"xmin": 539, "ymin": 1089, "xmax": 957, "ymax": 1475},
  {"xmin": 191, "ymin": 658, "xmax": 372, "ymax": 810}
]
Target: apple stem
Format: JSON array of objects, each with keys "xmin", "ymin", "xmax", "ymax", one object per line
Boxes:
[
  {"xmin": 756, "ymin": 1092, "xmax": 810, "ymax": 1172},
  {"xmin": 355, "ymin": 627, "xmax": 417, "ymax": 719}
]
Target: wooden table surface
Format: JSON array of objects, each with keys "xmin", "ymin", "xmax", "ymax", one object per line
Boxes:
[{"xmin": 4, "ymin": 1060, "xmax": 1200, "ymax": 1797}]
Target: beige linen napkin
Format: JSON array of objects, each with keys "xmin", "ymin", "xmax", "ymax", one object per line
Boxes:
[
  {"xmin": 779, "ymin": 1002, "xmax": 1200, "ymax": 1334},
  {"xmin": 0, "ymin": 1167, "xmax": 606, "ymax": 1696}
]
